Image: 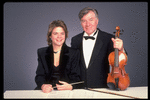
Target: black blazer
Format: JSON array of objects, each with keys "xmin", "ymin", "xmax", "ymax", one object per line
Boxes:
[
  {"xmin": 71, "ymin": 28, "xmax": 115, "ymax": 88},
  {"xmin": 35, "ymin": 43, "xmax": 81, "ymax": 90}
]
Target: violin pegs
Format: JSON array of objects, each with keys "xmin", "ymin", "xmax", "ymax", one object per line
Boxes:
[
  {"xmin": 121, "ymin": 29, "xmax": 124, "ymax": 32},
  {"xmin": 120, "ymin": 29, "xmax": 124, "ymax": 35},
  {"xmin": 120, "ymin": 33, "xmax": 123, "ymax": 35},
  {"xmin": 113, "ymin": 29, "xmax": 124, "ymax": 35}
]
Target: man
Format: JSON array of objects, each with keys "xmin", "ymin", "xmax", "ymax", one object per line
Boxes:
[{"xmin": 71, "ymin": 7, "xmax": 125, "ymax": 89}]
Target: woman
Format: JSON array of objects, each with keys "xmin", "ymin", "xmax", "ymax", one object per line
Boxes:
[{"xmin": 35, "ymin": 20, "xmax": 81, "ymax": 93}]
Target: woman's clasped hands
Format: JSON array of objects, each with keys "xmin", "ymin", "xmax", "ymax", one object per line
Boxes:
[{"xmin": 41, "ymin": 81, "xmax": 73, "ymax": 93}]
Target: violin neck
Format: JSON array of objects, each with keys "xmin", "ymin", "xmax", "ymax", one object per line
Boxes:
[
  {"xmin": 114, "ymin": 48, "xmax": 119, "ymax": 67},
  {"xmin": 114, "ymin": 36, "xmax": 119, "ymax": 67}
]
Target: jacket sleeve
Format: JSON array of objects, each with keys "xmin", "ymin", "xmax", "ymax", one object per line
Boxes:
[
  {"xmin": 35, "ymin": 49, "xmax": 46, "ymax": 90},
  {"xmin": 107, "ymin": 36, "xmax": 115, "ymax": 55},
  {"xmin": 68, "ymin": 49, "xmax": 82, "ymax": 89},
  {"xmin": 71, "ymin": 36, "xmax": 81, "ymax": 49},
  {"xmin": 71, "ymin": 36, "xmax": 77, "ymax": 49}
]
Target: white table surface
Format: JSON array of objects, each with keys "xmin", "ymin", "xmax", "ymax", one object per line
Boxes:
[
  {"xmin": 90, "ymin": 86, "xmax": 148, "ymax": 99},
  {"xmin": 4, "ymin": 86, "xmax": 147, "ymax": 99}
]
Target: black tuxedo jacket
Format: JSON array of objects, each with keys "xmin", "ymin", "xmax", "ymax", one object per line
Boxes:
[
  {"xmin": 35, "ymin": 43, "xmax": 81, "ymax": 90},
  {"xmin": 71, "ymin": 28, "xmax": 115, "ymax": 88}
]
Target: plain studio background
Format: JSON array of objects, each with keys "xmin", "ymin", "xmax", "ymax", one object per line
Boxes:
[{"xmin": 3, "ymin": 2, "xmax": 148, "ymax": 92}]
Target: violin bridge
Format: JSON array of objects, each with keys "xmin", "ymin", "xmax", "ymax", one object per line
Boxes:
[{"xmin": 113, "ymin": 67, "xmax": 119, "ymax": 74}]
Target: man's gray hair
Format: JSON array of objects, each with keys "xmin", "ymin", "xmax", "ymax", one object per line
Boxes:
[{"xmin": 78, "ymin": 7, "xmax": 98, "ymax": 20}]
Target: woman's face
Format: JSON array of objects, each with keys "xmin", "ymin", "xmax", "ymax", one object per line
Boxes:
[{"xmin": 50, "ymin": 27, "xmax": 66, "ymax": 47}]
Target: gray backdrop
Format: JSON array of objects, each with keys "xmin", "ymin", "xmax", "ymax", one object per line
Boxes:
[{"xmin": 4, "ymin": 2, "xmax": 148, "ymax": 92}]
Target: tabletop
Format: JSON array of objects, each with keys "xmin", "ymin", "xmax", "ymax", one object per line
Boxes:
[{"xmin": 4, "ymin": 86, "xmax": 147, "ymax": 99}]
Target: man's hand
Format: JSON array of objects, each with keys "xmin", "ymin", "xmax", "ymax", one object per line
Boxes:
[{"xmin": 111, "ymin": 38, "xmax": 124, "ymax": 52}]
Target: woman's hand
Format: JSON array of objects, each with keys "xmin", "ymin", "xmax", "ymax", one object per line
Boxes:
[
  {"xmin": 41, "ymin": 84, "xmax": 53, "ymax": 93},
  {"xmin": 56, "ymin": 81, "xmax": 73, "ymax": 91}
]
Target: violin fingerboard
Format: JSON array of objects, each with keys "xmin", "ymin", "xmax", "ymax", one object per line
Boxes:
[{"xmin": 114, "ymin": 48, "xmax": 119, "ymax": 67}]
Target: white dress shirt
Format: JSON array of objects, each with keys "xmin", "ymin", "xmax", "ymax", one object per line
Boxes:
[{"xmin": 83, "ymin": 30, "xmax": 98, "ymax": 69}]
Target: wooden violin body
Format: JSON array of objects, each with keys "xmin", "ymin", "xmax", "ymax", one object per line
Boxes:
[
  {"xmin": 107, "ymin": 26, "xmax": 130, "ymax": 91},
  {"xmin": 107, "ymin": 51, "xmax": 130, "ymax": 90}
]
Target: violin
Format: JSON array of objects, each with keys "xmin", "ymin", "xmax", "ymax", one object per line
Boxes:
[{"xmin": 107, "ymin": 26, "xmax": 130, "ymax": 91}]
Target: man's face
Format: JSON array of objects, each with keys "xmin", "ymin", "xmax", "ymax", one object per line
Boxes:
[{"xmin": 80, "ymin": 11, "xmax": 99, "ymax": 36}]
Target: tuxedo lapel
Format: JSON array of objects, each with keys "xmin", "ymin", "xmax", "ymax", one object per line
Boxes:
[
  {"xmin": 88, "ymin": 29, "xmax": 103, "ymax": 68},
  {"xmin": 80, "ymin": 42, "xmax": 87, "ymax": 69},
  {"xmin": 78, "ymin": 33, "xmax": 87, "ymax": 69},
  {"xmin": 79, "ymin": 30, "xmax": 104, "ymax": 69}
]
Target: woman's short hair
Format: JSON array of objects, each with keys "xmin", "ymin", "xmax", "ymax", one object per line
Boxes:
[
  {"xmin": 78, "ymin": 7, "xmax": 98, "ymax": 20},
  {"xmin": 47, "ymin": 20, "xmax": 68, "ymax": 46}
]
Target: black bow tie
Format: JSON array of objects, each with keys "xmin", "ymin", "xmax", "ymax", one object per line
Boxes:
[
  {"xmin": 84, "ymin": 30, "xmax": 97, "ymax": 40},
  {"xmin": 84, "ymin": 36, "xmax": 95, "ymax": 40}
]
